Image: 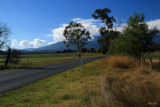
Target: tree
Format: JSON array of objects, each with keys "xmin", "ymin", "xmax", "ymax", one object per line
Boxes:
[
  {"xmin": 0, "ymin": 22, "xmax": 10, "ymax": 49},
  {"xmin": 81, "ymin": 48, "xmax": 88, "ymax": 53},
  {"xmin": 109, "ymin": 13, "xmax": 160, "ymax": 60},
  {"xmin": 5, "ymin": 48, "xmax": 11, "ymax": 68},
  {"xmin": 124, "ymin": 13, "xmax": 159, "ymax": 59},
  {"xmin": 149, "ymin": 44, "xmax": 157, "ymax": 52},
  {"xmin": 9, "ymin": 49, "xmax": 21, "ymax": 66},
  {"xmin": 89, "ymin": 48, "xmax": 95, "ymax": 53},
  {"xmin": 63, "ymin": 21, "xmax": 91, "ymax": 57},
  {"xmin": 92, "ymin": 8, "xmax": 120, "ymax": 54},
  {"xmin": 109, "ymin": 34, "xmax": 135, "ymax": 56}
]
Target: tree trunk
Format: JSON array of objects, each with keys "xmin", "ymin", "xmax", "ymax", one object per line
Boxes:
[
  {"xmin": 142, "ymin": 57, "xmax": 146, "ymax": 65},
  {"xmin": 138, "ymin": 51, "xmax": 141, "ymax": 64},
  {"xmin": 5, "ymin": 48, "xmax": 11, "ymax": 69},
  {"xmin": 78, "ymin": 49, "xmax": 82, "ymax": 67}
]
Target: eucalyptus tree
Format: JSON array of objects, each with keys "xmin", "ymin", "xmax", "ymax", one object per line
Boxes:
[
  {"xmin": 92, "ymin": 8, "xmax": 120, "ymax": 54},
  {"xmin": 109, "ymin": 13, "xmax": 160, "ymax": 61},
  {"xmin": 63, "ymin": 21, "xmax": 91, "ymax": 57}
]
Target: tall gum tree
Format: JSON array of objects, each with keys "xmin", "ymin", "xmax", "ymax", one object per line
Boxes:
[
  {"xmin": 63, "ymin": 21, "xmax": 91, "ymax": 57},
  {"xmin": 92, "ymin": 8, "xmax": 120, "ymax": 54}
]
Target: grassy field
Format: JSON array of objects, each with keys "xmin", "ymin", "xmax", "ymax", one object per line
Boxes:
[
  {"xmin": 0, "ymin": 55, "xmax": 160, "ymax": 106},
  {"xmin": 144, "ymin": 51, "xmax": 160, "ymax": 59},
  {"xmin": 0, "ymin": 52, "xmax": 102, "ymax": 71}
]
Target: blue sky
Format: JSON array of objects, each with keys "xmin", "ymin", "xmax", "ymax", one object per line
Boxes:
[{"xmin": 0, "ymin": 0, "xmax": 160, "ymax": 49}]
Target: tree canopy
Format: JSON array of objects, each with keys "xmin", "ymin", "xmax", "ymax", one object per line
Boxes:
[
  {"xmin": 109, "ymin": 13, "xmax": 160, "ymax": 59},
  {"xmin": 63, "ymin": 21, "xmax": 91, "ymax": 56},
  {"xmin": 0, "ymin": 22, "xmax": 10, "ymax": 49},
  {"xmin": 92, "ymin": 8, "xmax": 120, "ymax": 54}
]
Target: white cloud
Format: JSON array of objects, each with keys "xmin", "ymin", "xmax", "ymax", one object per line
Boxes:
[
  {"xmin": 47, "ymin": 24, "xmax": 67, "ymax": 43},
  {"xmin": 147, "ymin": 19, "xmax": 160, "ymax": 30},
  {"xmin": 18, "ymin": 38, "xmax": 46, "ymax": 48},
  {"xmin": 116, "ymin": 23, "xmax": 127, "ymax": 32},
  {"xmin": 19, "ymin": 40, "xmax": 33, "ymax": 48},
  {"xmin": 115, "ymin": 19, "xmax": 160, "ymax": 32},
  {"xmin": 47, "ymin": 18, "xmax": 100, "ymax": 43},
  {"xmin": 12, "ymin": 39, "xmax": 18, "ymax": 48},
  {"xmin": 72, "ymin": 18, "xmax": 99, "ymax": 37},
  {"xmin": 47, "ymin": 42, "xmax": 54, "ymax": 45}
]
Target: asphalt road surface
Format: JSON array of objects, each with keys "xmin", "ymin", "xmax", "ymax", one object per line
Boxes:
[{"xmin": 0, "ymin": 56, "xmax": 104, "ymax": 94}]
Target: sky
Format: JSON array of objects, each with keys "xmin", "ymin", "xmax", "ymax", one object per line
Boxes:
[{"xmin": 0, "ymin": 0, "xmax": 160, "ymax": 49}]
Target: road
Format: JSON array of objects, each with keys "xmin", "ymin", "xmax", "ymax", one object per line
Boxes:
[{"xmin": 0, "ymin": 56, "xmax": 104, "ymax": 94}]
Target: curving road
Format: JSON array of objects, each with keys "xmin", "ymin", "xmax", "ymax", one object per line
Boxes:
[{"xmin": 0, "ymin": 56, "xmax": 104, "ymax": 94}]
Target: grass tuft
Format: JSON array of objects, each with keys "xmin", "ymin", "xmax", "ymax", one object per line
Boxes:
[{"xmin": 61, "ymin": 94, "xmax": 72, "ymax": 100}]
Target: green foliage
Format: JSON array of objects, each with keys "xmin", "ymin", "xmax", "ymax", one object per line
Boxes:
[
  {"xmin": 109, "ymin": 13, "xmax": 160, "ymax": 58},
  {"xmin": 92, "ymin": 8, "xmax": 120, "ymax": 54},
  {"xmin": 63, "ymin": 21, "xmax": 91, "ymax": 53},
  {"xmin": 109, "ymin": 34, "xmax": 134, "ymax": 56},
  {"xmin": 97, "ymin": 29, "xmax": 120, "ymax": 54},
  {"xmin": 9, "ymin": 49, "xmax": 21, "ymax": 65},
  {"xmin": 92, "ymin": 8, "xmax": 115, "ymax": 29}
]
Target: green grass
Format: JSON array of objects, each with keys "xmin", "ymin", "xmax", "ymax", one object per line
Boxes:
[
  {"xmin": 0, "ymin": 57, "xmax": 105, "ymax": 106},
  {"xmin": 0, "ymin": 52, "xmax": 102, "ymax": 71},
  {"xmin": 0, "ymin": 56, "xmax": 160, "ymax": 106},
  {"xmin": 144, "ymin": 51, "xmax": 160, "ymax": 59}
]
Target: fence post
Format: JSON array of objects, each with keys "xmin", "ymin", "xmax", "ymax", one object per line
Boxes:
[
  {"xmin": 149, "ymin": 56, "xmax": 153, "ymax": 70},
  {"xmin": 79, "ymin": 53, "xmax": 82, "ymax": 67}
]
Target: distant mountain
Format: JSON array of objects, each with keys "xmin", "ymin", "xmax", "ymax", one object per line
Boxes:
[
  {"xmin": 20, "ymin": 36, "xmax": 100, "ymax": 53},
  {"xmin": 20, "ymin": 35, "xmax": 160, "ymax": 53}
]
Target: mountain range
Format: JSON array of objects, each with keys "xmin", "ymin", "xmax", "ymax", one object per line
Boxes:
[
  {"xmin": 21, "ymin": 36, "xmax": 100, "ymax": 53},
  {"xmin": 21, "ymin": 35, "xmax": 160, "ymax": 53}
]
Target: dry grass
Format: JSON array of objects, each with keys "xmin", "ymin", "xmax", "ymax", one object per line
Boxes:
[
  {"xmin": 107, "ymin": 55, "xmax": 160, "ymax": 70},
  {"xmin": 102, "ymin": 69, "xmax": 160, "ymax": 107},
  {"xmin": 108, "ymin": 56, "xmax": 134, "ymax": 69},
  {"xmin": 100, "ymin": 56, "xmax": 160, "ymax": 107}
]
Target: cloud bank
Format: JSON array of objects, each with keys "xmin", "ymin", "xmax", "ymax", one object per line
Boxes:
[
  {"xmin": 147, "ymin": 19, "xmax": 160, "ymax": 29},
  {"xmin": 116, "ymin": 19, "xmax": 160, "ymax": 32},
  {"xmin": 18, "ymin": 38, "xmax": 46, "ymax": 48},
  {"xmin": 47, "ymin": 18, "xmax": 100, "ymax": 43}
]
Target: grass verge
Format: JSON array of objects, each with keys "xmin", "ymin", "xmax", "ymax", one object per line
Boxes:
[
  {"xmin": 1, "ymin": 53, "xmax": 102, "ymax": 72},
  {"xmin": 0, "ymin": 56, "xmax": 160, "ymax": 107}
]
